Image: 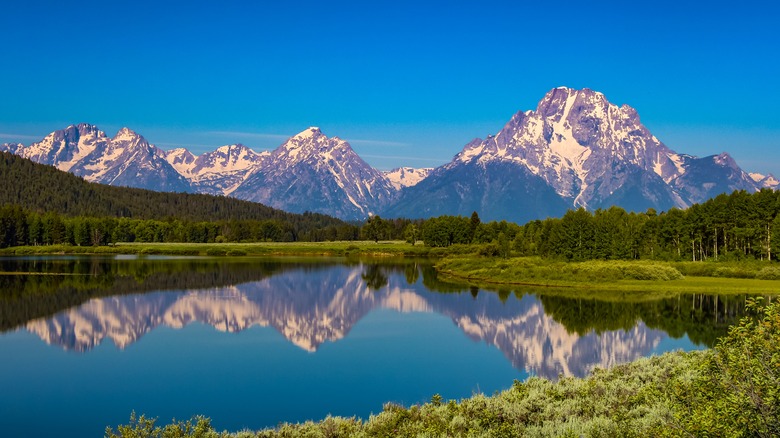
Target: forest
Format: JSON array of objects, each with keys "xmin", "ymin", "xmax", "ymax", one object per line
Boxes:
[
  {"xmin": 4, "ymin": 150, "xmax": 780, "ymax": 260},
  {"xmin": 409, "ymin": 188, "xmax": 780, "ymax": 262},
  {"xmin": 4, "ymin": 188, "xmax": 780, "ymax": 259},
  {"xmin": 0, "ymin": 152, "xmax": 358, "ymax": 244}
]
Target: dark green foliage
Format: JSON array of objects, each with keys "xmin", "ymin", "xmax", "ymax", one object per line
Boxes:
[
  {"xmin": 402, "ymin": 223, "xmax": 419, "ymax": 245},
  {"xmin": 0, "ymin": 152, "xmax": 357, "ymax": 245},
  {"xmin": 509, "ymin": 189, "xmax": 780, "ymax": 263},
  {"xmin": 360, "ymin": 215, "xmax": 389, "ymax": 242},
  {"xmin": 421, "ymin": 215, "xmax": 472, "ymax": 247},
  {"xmin": 671, "ymin": 298, "xmax": 780, "ymax": 437}
]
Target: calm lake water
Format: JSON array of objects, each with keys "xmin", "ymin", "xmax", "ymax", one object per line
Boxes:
[{"xmin": 0, "ymin": 256, "xmax": 750, "ymax": 437}]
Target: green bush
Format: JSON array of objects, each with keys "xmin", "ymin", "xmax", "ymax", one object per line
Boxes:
[
  {"xmin": 712, "ymin": 266, "xmax": 755, "ymax": 279},
  {"xmin": 478, "ymin": 242, "xmax": 501, "ymax": 257},
  {"xmin": 672, "ymin": 298, "xmax": 780, "ymax": 436},
  {"xmin": 756, "ymin": 266, "xmax": 780, "ymax": 280}
]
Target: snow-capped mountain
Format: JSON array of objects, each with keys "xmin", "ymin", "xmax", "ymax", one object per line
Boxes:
[
  {"xmin": 1, "ymin": 88, "xmax": 773, "ymax": 222},
  {"xmin": 165, "ymin": 144, "xmax": 270, "ymax": 196},
  {"xmin": 1, "ymin": 125, "xmax": 397, "ymax": 220},
  {"xmin": 385, "ymin": 87, "xmax": 765, "ymax": 222},
  {"xmin": 750, "ymin": 172, "xmax": 780, "ymax": 190},
  {"xmin": 383, "ymin": 167, "xmax": 433, "ymax": 190},
  {"xmin": 230, "ymin": 127, "xmax": 397, "ymax": 220},
  {"xmin": 0, "ymin": 123, "xmax": 191, "ymax": 192}
]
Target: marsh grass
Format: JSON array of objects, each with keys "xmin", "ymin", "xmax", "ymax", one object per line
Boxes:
[
  {"xmin": 435, "ymin": 256, "xmax": 780, "ymax": 294},
  {"xmin": 0, "ymin": 241, "xmax": 438, "ymax": 257}
]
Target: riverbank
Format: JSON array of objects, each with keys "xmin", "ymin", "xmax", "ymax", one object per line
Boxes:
[
  {"xmin": 435, "ymin": 256, "xmax": 780, "ymax": 294},
  {"xmin": 5, "ymin": 242, "xmax": 780, "ymax": 294},
  {"xmin": 0, "ymin": 241, "xmax": 448, "ymax": 257}
]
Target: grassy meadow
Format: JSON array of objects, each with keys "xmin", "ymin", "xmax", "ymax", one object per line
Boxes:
[
  {"xmin": 0, "ymin": 241, "xmax": 443, "ymax": 257},
  {"xmin": 435, "ymin": 256, "xmax": 780, "ymax": 295}
]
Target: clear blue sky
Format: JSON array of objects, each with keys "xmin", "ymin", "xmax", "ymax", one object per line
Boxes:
[{"xmin": 2, "ymin": 0, "xmax": 779, "ymax": 174}]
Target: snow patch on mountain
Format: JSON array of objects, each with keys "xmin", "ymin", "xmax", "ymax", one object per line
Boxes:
[
  {"xmin": 383, "ymin": 167, "xmax": 433, "ymax": 189},
  {"xmin": 750, "ymin": 172, "xmax": 780, "ymax": 189}
]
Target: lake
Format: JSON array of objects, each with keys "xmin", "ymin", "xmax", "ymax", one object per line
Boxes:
[{"xmin": 0, "ymin": 256, "xmax": 749, "ymax": 437}]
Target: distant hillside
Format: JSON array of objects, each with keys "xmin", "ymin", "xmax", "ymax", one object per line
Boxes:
[{"xmin": 0, "ymin": 151, "xmax": 347, "ymax": 228}]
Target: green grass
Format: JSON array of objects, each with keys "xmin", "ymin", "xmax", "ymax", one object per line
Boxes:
[
  {"xmin": 435, "ymin": 256, "xmax": 780, "ymax": 295},
  {"xmin": 0, "ymin": 241, "xmax": 441, "ymax": 257},
  {"xmin": 6, "ymin": 243, "xmax": 780, "ymax": 294}
]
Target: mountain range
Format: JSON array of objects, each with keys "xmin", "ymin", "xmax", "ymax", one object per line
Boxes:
[{"xmin": 3, "ymin": 87, "xmax": 775, "ymax": 222}]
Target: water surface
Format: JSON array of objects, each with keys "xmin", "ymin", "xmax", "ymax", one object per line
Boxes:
[{"xmin": 0, "ymin": 256, "xmax": 746, "ymax": 437}]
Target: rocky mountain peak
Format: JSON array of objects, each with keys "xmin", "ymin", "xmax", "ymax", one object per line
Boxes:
[
  {"xmin": 112, "ymin": 127, "xmax": 142, "ymax": 142},
  {"xmin": 215, "ymin": 143, "xmax": 249, "ymax": 154},
  {"xmin": 275, "ymin": 127, "xmax": 351, "ymax": 164},
  {"xmin": 68, "ymin": 123, "xmax": 102, "ymax": 138},
  {"xmin": 0, "ymin": 142, "xmax": 24, "ymax": 154},
  {"xmin": 299, "ymin": 126, "xmax": 322, "ymax": 137},
  {"xmin": 713, "ymin": 152, "xmax": 738, "ymax": 168},
  {"xmin": 750, "ymin": 172, "xmax": 780, "ymax": 189}
]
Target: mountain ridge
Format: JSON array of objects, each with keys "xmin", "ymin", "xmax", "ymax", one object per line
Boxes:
[{"xmin": 3, "ymin": 87, "xmax": 775, "ymax": 222}]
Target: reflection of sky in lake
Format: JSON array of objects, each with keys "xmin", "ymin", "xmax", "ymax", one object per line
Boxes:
[{"xmin": 0, "ymin": 258, "xmax": 723, "ymax": 437}]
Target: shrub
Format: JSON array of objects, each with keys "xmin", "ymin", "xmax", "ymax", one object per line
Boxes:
[
  {"xmin": 712, "ymin": 266, "xmax": 755, "ymax": 279},
  {"xmin": 756, "ymin": 266, "xmax": 780, "ymax": 280},
  {"xmin": 672, "ymin": 298, "xmax": 780, "ymax": 436},
  {"xmin": 478, "ymin": 242, "xmax": 501, "ymax": 257}
]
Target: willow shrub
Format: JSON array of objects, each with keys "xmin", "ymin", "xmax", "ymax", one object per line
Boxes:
[{"xmin": 671, "ymin": 297, "xmax": 780, "ymax": 437}]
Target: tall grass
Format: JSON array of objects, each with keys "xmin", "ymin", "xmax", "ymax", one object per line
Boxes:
[{"xmin": 436, "ymin": 257, "xmax": 684, "ymax": 284}]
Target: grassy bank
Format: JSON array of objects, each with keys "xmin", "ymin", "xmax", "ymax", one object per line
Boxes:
[
  {"xmin": 6, "ymin": 242, "xmax": 780, "ymax": 294},
  {"xmin": 106, "ymin": 299, "xmax": 780, "ymax": 437},
  {"xmin": 0, "ymin": 241, "xmax": 442, "ymax": 257},
  {"xmin": 435, "ymin": 256, "xmax": 780, "ymax": 294}
]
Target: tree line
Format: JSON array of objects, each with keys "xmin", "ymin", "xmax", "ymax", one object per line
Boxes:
[
  {"xmin": 0, "ymin": 151, "xmax": 349, "ymax": 224},
  {"xmin": 4, "ymin": 148, "xmax": 780, "ymax": 257},
  {"xmin": 365, "ymin": 188, "xmax": 780, "ymax": 262},
  {"xmin": 0, "ymin": 206, "xmax": 359, "ymax": 247}
]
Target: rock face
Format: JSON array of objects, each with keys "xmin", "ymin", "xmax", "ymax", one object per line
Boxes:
[
  {"xmin": 230, "ymin": 127, "xmax": 397, "ymax": 220},
  {"xmin": 383, "ymin": 167, "xmax": 433, "ymax": 190},
  {"xmin": 1, "ymin": 88, "xmax": 772, "ymax": 221},
  {"xmin": 164, "ymin": 144, "xmax": 269, "ymax": 196},
  {"xmin": 0, "ymin": 123, "xmax": 191, "ymax": 193},
  {"xmin": 385, "ymin": 87, "xmax": 762, "ymax": 222},
  {"xmin": 383, "ymin": 159, "xmax": 571, "ymax": 223}
]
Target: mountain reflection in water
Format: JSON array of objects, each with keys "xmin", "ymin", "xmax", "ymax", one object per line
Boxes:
[{"xmin": 1, "ymin": 256, "xmax": 748, "ymax": 379}]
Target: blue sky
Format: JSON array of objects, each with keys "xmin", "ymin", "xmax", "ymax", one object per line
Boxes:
[{"xmin": 1, "ymin": 0, "xmax": 779, "ymax": 173}]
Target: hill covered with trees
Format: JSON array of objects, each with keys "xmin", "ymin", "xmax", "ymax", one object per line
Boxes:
[{"xmin": 0, "ymin": 152, "xmax": 358, "ymax": 245}]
